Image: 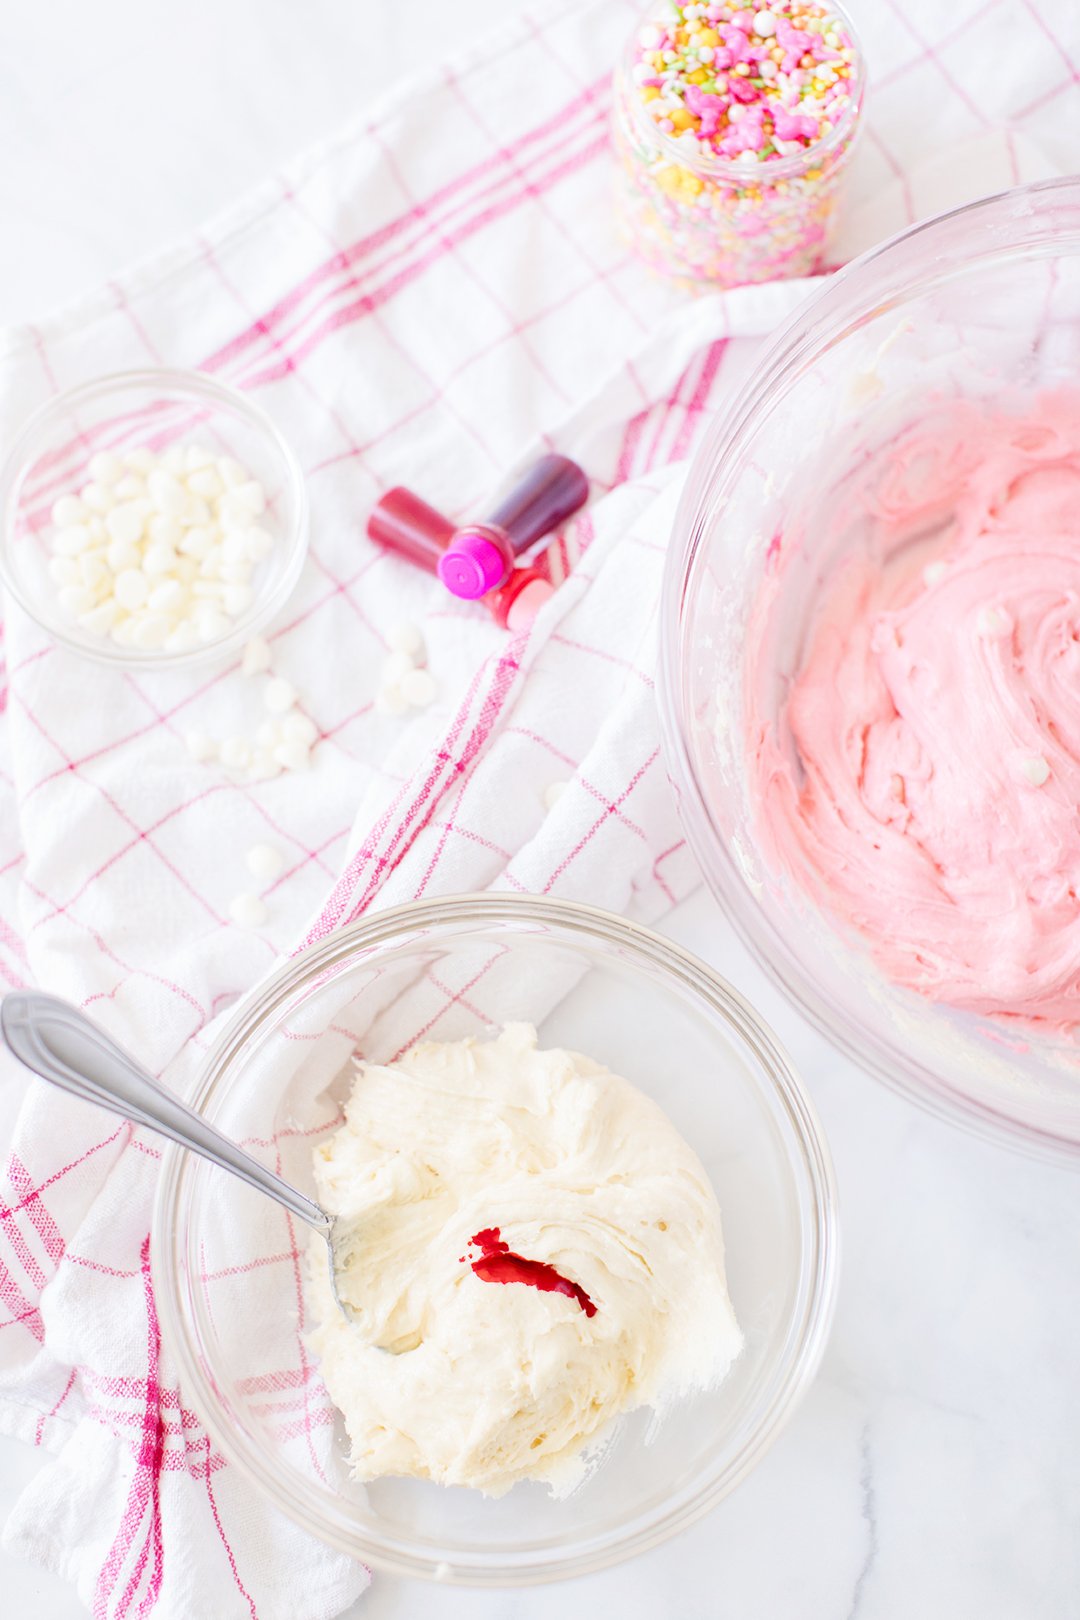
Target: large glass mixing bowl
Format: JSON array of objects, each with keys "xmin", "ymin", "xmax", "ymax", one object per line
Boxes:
[
  {"xmin": 662, "ymin": 177, "xmax": 1080, "ymax": 1165},
  {"xmin": 153, "ymin": 894, "xmax": 837, "ymax": 1584}
]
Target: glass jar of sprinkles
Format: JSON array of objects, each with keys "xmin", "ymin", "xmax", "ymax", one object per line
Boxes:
[{"xmin": 613, "ymin": 0, "xmax": 866, "ymax": 290}]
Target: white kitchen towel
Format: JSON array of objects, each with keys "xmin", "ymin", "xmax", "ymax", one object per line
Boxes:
[{"xmin": 0, "ymin": 0, "xmax": 1074, "ymax": 1614}]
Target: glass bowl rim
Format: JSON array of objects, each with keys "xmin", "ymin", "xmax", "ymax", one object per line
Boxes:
[
  {"xmin": 0, "ymin": 365, "xmax": 309, "ymax": 672},
  {"xmin": 659, "ymin": 176, "xmax": 1080, "ymax": 1168},
  {"xmin": 152, "ymin": 891, "xmax": 839, "ymax": 1586}
]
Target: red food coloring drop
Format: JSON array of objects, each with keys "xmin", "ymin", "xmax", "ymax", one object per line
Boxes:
[{"xmin": 465, "ymin": 1227, "xmax": 597, "ymax": 1318}]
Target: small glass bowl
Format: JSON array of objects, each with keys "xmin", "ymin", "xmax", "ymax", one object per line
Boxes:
[
  {"xmin": 0, "ymin": 368, "xmax": 308, "ymax": 670},
  {"xmin": 661, "ymin": 177, "xmax": 1080, "ymax": 1164},
  {"xmin": 153, "ymin": 894, "xmax": 838, "ymax": 1586}
]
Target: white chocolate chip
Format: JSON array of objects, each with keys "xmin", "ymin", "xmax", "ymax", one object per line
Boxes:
[
  {"xmin": 245, "ymin": 843, "xmax": 283, "ymax": 883},
  {"xmin": 49, "ymin": 556, "xmax": 80, "ymax": 587},
  {"xmin": 241, "ymin": 636, "xmax": 272, "ymax": 677},
  {"xmin": 53, "ymin": 524, "xmax": 93, "ymax": 557},
  {"xmin": 194, "ymin": 607, "xmax": 230, "ymax": 643},
  {"xmin": 148, "ymin": 579, "xmax": 187, "ymax": 614},
  {"xmin": 148, "ymin": 512, "xmax": 182, "ymax": 548},
  {"xmin": 387, "ymin": 621, "xmax": 424, "ymax": 658},
  {"xmin": 185, "ymin": 495, "xmax": 213, "ymax": 527},
  {"xmin": 233, "ymin": 480, "xmax": 266, "ymax": 515},
  {"xmin": 106, "ymin": 538, "xmax": 139, "ymax": 573},
  {"xmin": 220, "ymin": 560, "xmax": 253, "ymax": 586},
  {"xmin": 79, "ymin": 553, "xmax": 110, "ymax": 591},
  {"xmin": 143, "ymin": 543, "xmax": 178, "ymax": 577},
  {"xmin": 105, "ymin": 503, "xmax": 146, "ymax": 547},
  {"xmin": 147, "ymin": 468, "xmax": 187, "ymax": 514},
  {"xmin": 264, "ymin": 677, "xmax": 296, "ymax": 714},
  {"xmin": 220, "ymin": 735, "xmax": 252, "ymax": 770},
  {"xmin": 178, "ymin": 525, "xmax": 213, "ymax": 560},
  {"xmin": 132, "ymin": 613, "xmax": 172, "ymax": 650},
  {"xmin": 80, "ymin": 482, "xmax": 113, "ymax": 513},
  {"xmin": 381, "ymin": 651, "xmax": 415, "ymax": 685},
  {"xmin": 165, "ymin": 621, "xmax": 198, "ymax": 653},
  {"xmin": 1017, "ymin": 755, "xmax": 1051, "ymax": 787},
  {"xmin": 280, "ymin": 711, "xmax": 317, "ymax": 747},
  {"xmin": 221, "ymin": 531, "xmax": 252, "ymax": 566},
  {"xmin": 975, "ymin": 604, "xmax": 1012, "ymax": 639},
  {"xmin": 187, "ymin": 466, "xmax": 223, "ymax": 500},
  {"xmin": 229, "ymin": 892, "xmax": 267, "ymax": 929},
  {"xmin": 185, "ymin": 444, "xmax": 216, "ymax": 473},
  {"xmin": 376, "ymin": 683, "xmax": 408, "ymax": 716},
  {"xmin": 245, "ymin": 527, "xmax": 273, "ymax": 562},
  {"xmin": 921, "ymin": 562, "xmax": 946, "ymax": 588},
  {"xmin": 219, "ymin": 493, "xmax": 255, "ymax": 531},
  {"xmin": 58, "ymin": 585, "xmax": 97, "ymax": 619},
  {"xmin": 79, "ymin": 601, "xmax": 120, "ymax": 637},
  {"xmin": 114, "ymin": 569, "xmax": 150, "ymax": 611},
  {"xmin": 223, "ymin": 584, "xmax": 253, "ymax": 617},
  {"xmin": 273, "ymin": 738, "xmax": 310, "ymax": 772},
  {"xmin": 51, "ymin": 495, "xmax": 87, "ymax": 527},
  {"xmin": 89, "ymin": 451, "xmax": 123, "ymax": 486},
  {"xmin": 401, "ymin": 668, "xmax": 438, "ymax": 708},
  {"xmin": 248, "ymin": 750, "xmax": 282, "ymax": 781}
]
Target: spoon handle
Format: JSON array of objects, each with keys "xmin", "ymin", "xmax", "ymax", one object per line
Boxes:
[{"xmin": 1, "ymin": 990, "xmax": 331, "ymax": 1237}]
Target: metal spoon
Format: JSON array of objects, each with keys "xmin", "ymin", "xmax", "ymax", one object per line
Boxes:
[{"xmin": 0, "ymin": 989, "xmax": 366, "ymax": 1331}]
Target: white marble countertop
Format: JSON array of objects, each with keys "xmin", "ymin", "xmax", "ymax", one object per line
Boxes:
[{"xmin": 3, "ymin": 3, "xmax": 1079, "ymax": 1617}]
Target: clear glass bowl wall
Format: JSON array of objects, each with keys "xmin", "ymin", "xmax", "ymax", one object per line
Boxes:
[
  {"xmin": 662, "ymin": 178, "xmax": 1080, "ymax": 1165},
  {"xmin": 153, "ymin": 896, "xmax": 837, "ymax": 1585}
]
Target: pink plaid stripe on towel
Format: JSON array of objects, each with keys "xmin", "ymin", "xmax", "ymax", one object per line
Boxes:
[{"xmin": 0, "ymin": 0, "xmax": 1073, "ymax": 1614}]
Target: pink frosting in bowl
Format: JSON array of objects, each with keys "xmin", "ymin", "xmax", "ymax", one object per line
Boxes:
[{"xmin": 755, "ymin": 391, "xmax": 1080, "ymax": 1033}]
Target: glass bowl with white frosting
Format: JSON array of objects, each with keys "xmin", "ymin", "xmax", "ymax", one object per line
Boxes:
[
  {"xmin": 662, "ymin": 177, "xmax": 1080, "ymax": 1164},
  {"xmin": 153, "ymin": 893, "xmax": 836, "ymax": 1585}
]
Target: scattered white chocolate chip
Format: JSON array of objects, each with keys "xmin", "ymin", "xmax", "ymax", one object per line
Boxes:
[
  {"xmin": 185, "ymin": 729, "xmax": 218, "ymax": 763},
  {"xmin": 387, "ymin": 621, "xmax": 425, "ymax": 658},
  {"xmin": 219, "ymin": 735, "xmax": 252, "ymax": 771},
  {"xmin": 280, "ymin": 711, "xmax": 318, "ymax": 747},
  {"xmin": 921, "ymin": 562, "xmax": 947, "ymax": 588},
  {"xmin": 229, "ymin": 892, "xmax": 267, "ymax": 929},
  {"xmin": 264, "ymin": 677, "xmax": 296, "ymax": 714},
  {"xmin": 249, "ymin": 750, "xmax": 282, "ymax": 781},
  {"xmin": 975, "ymin": 604, "xmax": 1012, "ymax": 639},
  {"xmin": 1017, "ymin": 755, "xmax": 1051, "ymax": 787},
  {"xmin": 401, "ymin": 667, "xmax": 438, "ymax": 708},
  {"xmin": 376, "ymin": 683, "xmax": 408, "ymax": 717},
  {"xmin": 381, "ymin": 651, "xmax": 415, "ymax": 686},
  {"xmin": 241, "ymin": 635, "xmax": 272, "ymax": 677},
  {"xmin": 273, "ymin": 737, "xmax": 311, "ymax": 772},
  {"xmin": 542, "ymin": 780, "xmax": 569, "ymax": 811},
  {"xmin": 246, "ymin": 843, "xmax": 283, "ymax": 884}
]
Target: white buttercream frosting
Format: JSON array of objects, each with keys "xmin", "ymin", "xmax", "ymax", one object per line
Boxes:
[{"xmin": 308, "ymin": 1023, "xmax": 742, "ymax": 1496}]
